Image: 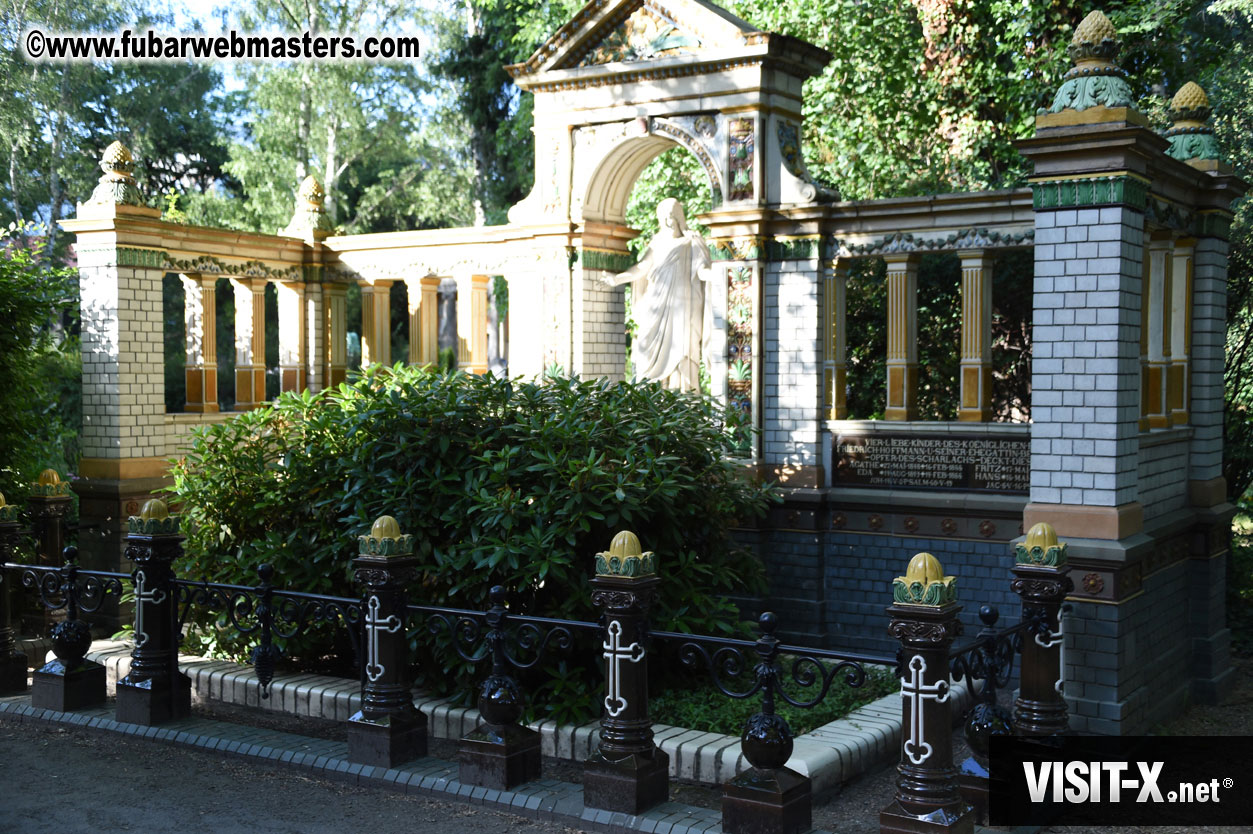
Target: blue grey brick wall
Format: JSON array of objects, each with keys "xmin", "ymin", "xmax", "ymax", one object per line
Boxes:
[
  {"xmin": 742, "ymin": 528, "xmax": 1022, "ymax": 660},
  {"xmin": 824, "ymin": 532, "xmax": 1021, "ymax": 658}
]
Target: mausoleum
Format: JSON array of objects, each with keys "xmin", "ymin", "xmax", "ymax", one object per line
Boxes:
[{"xmin": 61, "ymin": 0, "xmax": 1246, "ymax": 734}]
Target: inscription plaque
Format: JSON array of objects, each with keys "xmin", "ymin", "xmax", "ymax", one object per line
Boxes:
[{"xmin": 834, "ymin": 432, "xmax": 1029, "ymax": 493}]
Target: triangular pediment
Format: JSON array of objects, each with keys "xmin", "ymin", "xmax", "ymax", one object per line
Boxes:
[{"xmin": 508, "ymin": 0, "xmax": 761, "ymax": 80}]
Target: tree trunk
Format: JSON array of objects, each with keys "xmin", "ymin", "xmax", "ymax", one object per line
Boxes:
[
  {"xmin": 323, "ymin": 119, "xmax": 338, "ymax": 224},
  {"xmin": 44, "ymin": 67, "xmax": 71, "ymax": 261}
]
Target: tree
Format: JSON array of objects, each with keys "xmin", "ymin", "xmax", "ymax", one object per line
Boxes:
[{"xmin": 0, "ymin": 0, "xmax": 230, "ymax": 255}]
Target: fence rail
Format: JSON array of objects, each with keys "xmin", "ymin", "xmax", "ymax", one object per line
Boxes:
[{"xmin": 0, "ymin": 486, "xmax": 1075, "ymax": 834}]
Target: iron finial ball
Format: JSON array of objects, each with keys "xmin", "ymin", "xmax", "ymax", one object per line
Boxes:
[{"xmin": 979, "ymin": 605, "xmax": 998, "ymax": 627}]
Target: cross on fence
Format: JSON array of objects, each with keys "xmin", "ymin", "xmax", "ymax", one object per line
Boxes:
[
  {"xmin": 602, "ymin": 618, "xmax": 644, "ymax": 717},
  {"xmin": 901, "ymin": 653, "xmax": 949, "ymax": 765},
  {"xmin": 132, "ymin": 568, "xmax": 166, "ymax": 649},
  {"xmin": 364, "ymin": 594, "xmax": 402, "ymax": 682}
]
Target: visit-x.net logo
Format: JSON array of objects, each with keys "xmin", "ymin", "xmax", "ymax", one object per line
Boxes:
[{"xmin": 989, "ymin": 737, "xmax": 1252, "ymax": 826}]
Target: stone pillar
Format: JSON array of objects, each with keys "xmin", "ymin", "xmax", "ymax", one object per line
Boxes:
[
  {"xmin": 584, "ymin": 531, "xmax": 668, "ymax": 814},
  {"xmin": 455, "ymin": 275, "xmax": 489, "ymax": 374},
  {"xmin": 116, "ymin": 499, "xmax": 192, "ymax": 725},
  {"xmin": 1010, "ymin": 523, "xmax": 1073, "ymax": 736},
  {"xmin": 346, "ymin": 516, "xmax": 426, "ymax": 767},
  {"xmin": 323, "ymin": 282, "xmax": 349, "ymax": 387},
  {"xmin": 1142, "ymin": 233, "xmax": 1173, "ymax": 429},
  {"xmin": 61, "ymin": 140, "xmax": 169, "ymax": 625},
  {"xmin": 275, "ymin": 281, "xmax": 306, "ymax": 393},
  {"xmin": 824, "ymin": 261, "xmax": 849, "ymax": 420},
  {"xmin": 958, "ymin": 251, "xmax": 993, "ymax": 422},
  {"xmin": 231, "ymin": 277, "xmax": 267, "ymax": 410},
  {"xmin": 884, "ymin": 254, "xmax": 919, "ymax": 421},
  {"xmin": 881, "ymin": 552, "xmax": 972, "ymax": 834},
  {"xmin": 1168, "ymin": 239, "xmax": 1193, "ymax": 425},
  {"xmin": 359, "ymin": 280, "xmax": 392, "ymax": 368},
  {"xmin": 303, "ymin": 278, "xmax": 324, "ymax": 394},
  {"xmin": 408, "ymin": 275, "xmax": 440, "ymax": 366},
  {"xmin": 0, "ymin": 495, "xmax": 28, "ymax": 694},
  {"xmin": 181, "ymin": 274, "xmax": 218, "ymax": 413}
]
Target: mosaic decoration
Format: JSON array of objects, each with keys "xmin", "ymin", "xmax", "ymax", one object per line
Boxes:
[
  {"xmin": 727, "ymin": 118, "xmax": 754, "ymax": 202},
  {"xmin": 726, "ymin": 265, "xmax": 754, "ymax": 455},
  {"xmin": 579, "ymin": 5, "xmax": 701, "ymax": 66},
  {"xmin": 652, "ymin": 119, "xmax": 723, "ymax": 207},
  {"xmin": 777, "ymin": 120, "xmax": 803, "ymax": 178}
]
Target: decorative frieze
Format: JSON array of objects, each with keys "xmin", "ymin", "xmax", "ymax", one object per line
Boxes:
[
  {"xmin": 1030, "ymin": 175, "xmax": 1149, "ymax": 210},
  {"xmin": 166, "ymin": 253, "xmax": 302, "ymax": 283},
  {"xmin": 829, "ymin": 227, "xmax": 1033, "ymax": 258},
  {"xmin": 580, "ymin": 248, "xmax": 637, "ymax": 273}
]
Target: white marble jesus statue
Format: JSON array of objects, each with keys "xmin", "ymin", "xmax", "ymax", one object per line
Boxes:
[{"xmin": 601, "ymin": 198, "xmax": 713, "ymax": 392}]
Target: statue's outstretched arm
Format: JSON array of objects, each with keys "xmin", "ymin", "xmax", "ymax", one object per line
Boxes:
[{"xmin": 600, "ymin": 247, "xmax": 651, "ymax": 287}]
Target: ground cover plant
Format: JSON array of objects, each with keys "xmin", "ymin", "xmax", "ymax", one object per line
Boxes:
[
  {"xmin": 170, "ymin": 365, "xmax": 775, "ymax": 721},
  {"xmin": 651, "ymin": 664, "xmax": 898, "ymax": 736}
]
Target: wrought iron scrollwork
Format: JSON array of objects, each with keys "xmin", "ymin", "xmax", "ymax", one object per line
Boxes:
[
  {"xmin": 425, "ymin": 610, "xmax": 486, "ymax": 662},
  {"xmin": 20, "ymin": 546, "xmax": 123, "ymax": 618}
]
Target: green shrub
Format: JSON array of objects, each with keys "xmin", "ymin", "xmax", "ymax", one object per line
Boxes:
[
  {"xmin": 170, "ymin": 365, "xmax": 774, "ymax": 720},
  {"xmin": 0, "ymin": 226, "xmax": 80, "ymax": 502}
]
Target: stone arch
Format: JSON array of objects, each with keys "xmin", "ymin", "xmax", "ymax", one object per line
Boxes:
[{"xmin": 578, "ymin": 119, "xmax": 722, "ymax": 227}]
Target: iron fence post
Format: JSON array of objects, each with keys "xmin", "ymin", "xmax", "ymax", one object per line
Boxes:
[
  {"xmin": 881, "ymin": 552, "xmax": 973, "ymax": 834},
  {"xmin": 1011, "ymin": 522, "xmax": 1073, "ymax": 736},
  {"xmin": 584, "ymin": 530, "xmax": 668, "ymax": 814},
  {"xmin": 956, "ymin": 606, "xmax": 1014, "ymax": 824},
  {"xmin": 31, "ymin": 546, "xmax": 106, "ymax": 711},
  {"xmin": 459, "ymin": 585, "xmax": 542, "ymax": 789},
  {"xmin": 722, "ymin": 611, "xmax": 812, "ymax": 834},
  {"xmin": 0, "ymin": 494, "xmax": 27, "ymax": 693},
  {"xmin": 346, "ymin": 515, "xmax": 426, "ymax": 767},
  {"xmin": 116, "ymin": 499, "xmax": 191, "ymax": 725}
]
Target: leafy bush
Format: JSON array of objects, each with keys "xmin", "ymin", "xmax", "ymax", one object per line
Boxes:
[
  {"xmin": 170, "ymin": 365, "xmax": 774, "ymax": 719},
  {"xmin": 0, "ymin": 226, "xmax": 80, "ymax": 502}
]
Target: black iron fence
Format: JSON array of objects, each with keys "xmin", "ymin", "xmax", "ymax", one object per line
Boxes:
[{"xmin": 0, "ymin": 484, "xmax": 1073, "ymax": 834}]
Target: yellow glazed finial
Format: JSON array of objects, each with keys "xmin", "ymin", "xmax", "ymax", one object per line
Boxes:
[
  {"xmin": 1016, "ymin": 522, "xmax": 1069, "ymax": 567},
  {"xmin": 37, "ymin": 469, "xmax": 61, "ymax": 487},
  {"xmin": 608, "ymin": 530, "xmax": 642, "ymax": 559},
  {"xmin": 1024, "ymin": 522, "xmax": 1059, "ymax": 550},
  {"xmin": 370, "ymin": 515, "xmax": 402, "ymax": 540},
  {"xmin": 893, "ymin": 552, "xmax": 957, "ymax": 606},
  {"xmin": 140, "ymin": 499, "xmax": 169, "ymax": 521},
  {"xmin": 595, "ymin": 530, "xmax": 656, "ymax": 578},
  {"xmin": 0, "ymin": 491, "xmax": 6, "ymax": 508},
  {"xmin": 905, "ymin": 552, "xmax": 944, "ymax": 584},
  {"xmin": 358, "ymin": 514, "xmax": 414, "ymax": 558}
]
